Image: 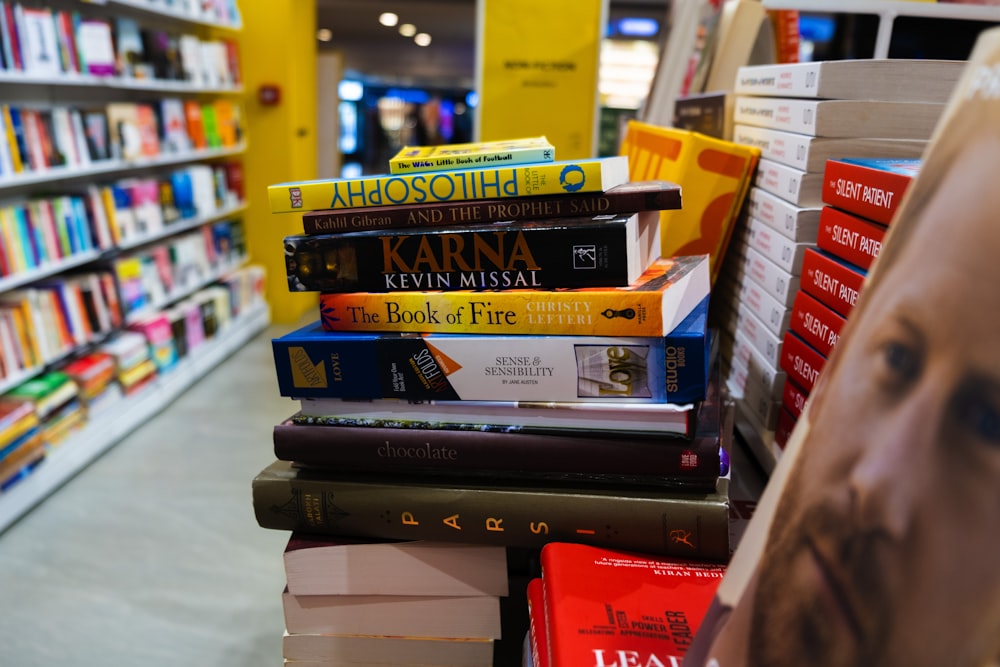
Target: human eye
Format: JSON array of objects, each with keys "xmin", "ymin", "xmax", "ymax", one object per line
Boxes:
[
  {"xmin": 953, "ymin": 389, "xmax": 1000, "ymax": 444},
  {"xmin": 877, "ymin": 340, "xmax": 922, "ymax": 387}
]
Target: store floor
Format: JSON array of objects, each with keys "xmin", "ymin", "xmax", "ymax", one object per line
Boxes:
[{"xmin": 0, "ymin": 321, "xmax": 302, "ymax": 667}]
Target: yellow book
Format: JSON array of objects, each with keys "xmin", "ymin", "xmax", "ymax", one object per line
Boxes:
[
  {"xmin": 1, "ymin": 105, "xmax": 24, "ymax": 173},
  {"xmin": 267, "ymin": 156, "xmax": 629, "ymax": 214},
  {"xmin": 316, "ymin": 255, "xmax": 710, "ymax": 337},
  {"xmin": 388, "ymin": 136, "xmax": 555, "ymax": 174},
  {"xmin": 620, "ymin": 121, "xmax": 759, "ymax": 284}
]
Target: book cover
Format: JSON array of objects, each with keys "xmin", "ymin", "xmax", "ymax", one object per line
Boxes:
[
  {"xmin": 389, "ymin": 135, "xmax": 555, "ymax": 174},
  {"xmin": 19, "ymin": 7, "xmax": 60, "ymax": 77},
  {"xmin": 733, "ymin": 124, "xmax": 927, "ymax": 173},
  {"xmin": 800, "ymin": 247, "xmax": 866, "ymax": 318},
  {"xmin": 816, "ymin": 205, "xmax": 886, "ymax": 271},
  {"xmin": 788, "ymin": 289, "xmax": 844, "ymax": 359},
  {"xmin": 778, "ymin": 330, "xmax": 824, "ymax": 395},
  {"xmin": 733, "ymin": 58, "xmax": 965, "ymax": 102},
  {"xmin": 821, "ymin": 157, "xmax": 920, "ymax": 225},
  {"xmin": 317, "ymin": 255, "xmax": 710, "ymax": 337},
  {"xmin": 283, "ymin": 533, "xmax": 509, "ymax": 597},
  {"xmin": 285, "ymin": 212, "xmax": 659, "ymax": 293},
  {"xmin": 275, "ymin": 293, "xmax": 709, "ymax": 404},
  {"xmin": 75, "ymin": 18, "xmax": 115, "ymax": 76},
  {"xmin": 273, "ymin": 368, "xmax": 724, "ymax": 489},
  {"xmin": 541, "ymin": 543, "xmax": 726, "ymax": 667},
  {"xmin": 300, "ymin": 179, "xmax": 682, "ymax": 235},
  {"xmin": 253, "ymin": 459, "xmax": 731, "ymax": 559},
  {"xmin": 267, "ymin": 155, "xmax": 630, "ymax": 214},
  {"xmin": 780, "ymin": 377, "xmax": 808, "ymax": 421},
  {"xmin": 732, "ymin": 97, "xmax": 944, "ymax": 139},
  {"xmin": 618, "ymin": 120, "xmax": 760, "ymax": 283}
]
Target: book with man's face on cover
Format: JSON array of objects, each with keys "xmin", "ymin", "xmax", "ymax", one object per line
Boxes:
[{"xmin": 684, "ymin": 27, "xmax": 1000, "ymax": 667}]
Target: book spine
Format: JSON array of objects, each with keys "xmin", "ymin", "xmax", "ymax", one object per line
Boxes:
[
  {"xmin": 774, "ymin": 405, "xmax": 797, "ymax": 450},
  {"xmin": 272, "ymin": 421, "xmax": 722, "ymax": 488},
  {"xmin": 734, "ymin": 95, "xmax": 825, "ymax": 135},
  {"xmin": 731, "ymin": 272, "xmax": 790, "ymax": 339},
  {"xmin": 816, "ymin": 205, "xmax": 886, "ymax": 271},
  {"xmin": 284, "ymin": 218, "xmax": 640, "ymax": 292},
  {"xmin": 733, "ymin": 303, "xmax": 782, "ymax": 370},
  {"xmin": 782, "ymin": 377, "xmax": 809, "ymax": 419},
  {"xmin": 251, "ymin": 464, "xmax": 732, "ymax": 560},
  {"xmin": 735, "ymin": 62, "xmax": 824, "ymax": 97},
  {"xmin": 317, "ymin": 256, "xmax": 709, "ymax": 337},
  {"xmin": 273, "ymin": 327, "xmax": 708, "ymax": 404},
  {"xmin": 779, "ymin": 330, "xmax": 825, "ymax": 394},
  {"xmin": 741, "ymin": 216, "xmax": 810, "ymax": 275},
  {"xmin": 747, "ymin": 186, "xmax": 821, "ymax": 243},
  {"xmin": 268, "ymin": 156, "xmax": 629, "ymax": 213},
  {"xmin": 821, "ymin": 159, "xmax": 914, "ymax": 225},
  {"xmin": 729, "ymin": 243, "xmax": 800, "ymax": 308},
  {"xmin": 726, "ymin": 327, "xmax": 785, "ymax": 401},
  {"xmin": 754, "ymin": 158, "xmax": 823, "ymax": 208},
  {"xmin": 800, "ymin": 247, "xmax": 866, "ymax": 318},
  {"xmin": 732, "ymin": 124, "xmax": 818, "ymax": 172},
  {"xmin": 788, "ymin": 289, "xmax": 845, "ymax": 358},
  {"xmin": 300, "ymin": 182, "xmax": 682, "ymax": 234},
  {"xmin": 390, "ymin": 147, "xmax": 555, "ymax": 174}
]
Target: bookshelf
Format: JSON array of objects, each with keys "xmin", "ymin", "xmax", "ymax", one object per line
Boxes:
[{"xmin": 0, "ymin": 0, "xmax": 267, "ymax": 530}]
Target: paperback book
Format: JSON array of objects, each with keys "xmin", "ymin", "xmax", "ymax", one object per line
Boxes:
[
  {"xmin": 267, "ymin": 156, "xmax": 630, "ymax": 214},
  {"xmin": 317, "ymin": 255, "xmax": 711, "ymax": 337},
  {"xmin": 284, "ymin": 212, "xmax": 660, "ymax": 292},
  {"xmin": 820, "ymin": 157, "xmax": 920, "ymax": 225},
  {"xmin": 732, "ymin": 97, "xmax": 944, "ymax": 139},
  {"xmin": 389, "ymin": 135, "xmax": 555, "ymax": 174},
  {"xmin": 273, "ymin": 294, "xmax": 710, "ymax": 404},
  {"xmin": 300, "ymin": 179, "xmax": 682, "ymax": 234}
]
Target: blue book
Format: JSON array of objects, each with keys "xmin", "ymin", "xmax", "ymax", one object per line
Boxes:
[{"xmin": 272, "ymin": 296, "xmax": 710, "ymax": 405}]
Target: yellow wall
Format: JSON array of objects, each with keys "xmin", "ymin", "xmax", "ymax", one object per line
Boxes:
[{"xmin": 239, "ymin": 0, "xmax": 318, "ymax": 323}]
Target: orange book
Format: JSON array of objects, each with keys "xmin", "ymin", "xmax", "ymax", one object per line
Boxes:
[
  {"xmin": 619, "ymin": 120, "xmax": 759, "ymax": 284},
  {"xmin": 183, "ymin": 100, "xmax": 206, "ymax": 149}
]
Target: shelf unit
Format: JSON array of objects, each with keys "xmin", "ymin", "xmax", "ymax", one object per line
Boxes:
[{"xmin": 0, "ymin": 0, "xmax": 265, "ymax": 530}]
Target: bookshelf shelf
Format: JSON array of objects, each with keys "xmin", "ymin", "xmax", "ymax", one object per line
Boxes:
[
  {"xmin": 0, "ymin": 70, "xmax": 242, "ymax": 94},
  {"xmin": 107, "ymin": 0, "xmax": 243, "ymax": 31},
  {"xmin": 0, "ymin": 301, "xmax": 270, "ymax": 534}
]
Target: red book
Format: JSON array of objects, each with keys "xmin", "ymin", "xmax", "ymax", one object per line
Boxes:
[
  {"xmin": 779, "ymin": 330, "xmax": 826, "ymax": 394},
  {"xmin": 773, "ymin": 406, "xmax": 797, "ymax": 450},
  {"xmin": 788, "ymin": 289, "xmax": 846, "ymax": 358},
  {"xmin": 541, "ymin": 542, "xmax": 725, "ymax": 667},
  {"xmin": 816, "ymin": 205, "xmax": 887, "ymax": 271},
  {"xmin": 821, "ymin": 157, "xmax": 920, "ymax": 225},
  {"xmin": 781, "ymin": 376, "xmax": 810, "ymax": 419},
  {"xmin": 800, "ymin": 247, "xmax": 866, "ymax": 318},
  {"xmin": 526, "ymin": 577, "xmax": 551, "ymax": 667}
]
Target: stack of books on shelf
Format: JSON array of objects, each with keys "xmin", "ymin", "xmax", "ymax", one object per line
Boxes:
[
  {"xmin": 526, "ymin": 542, "xmax": 726, "ymax": 667},
  {"xmin": 253, "ymin": 137, "xmax": 737, "ymax": 663},
  {"xmin": 715, "ymin": 58, "xmax": 961, "ymax": 470}
]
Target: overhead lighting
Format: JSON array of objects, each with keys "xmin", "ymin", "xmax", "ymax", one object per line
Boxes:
[
  {"xmin": 414, "ymin": 32, "xmax": 432, "ymax": 47},
  {"xmin": 338, "ymin": 79, "xmax": 364, "ymax": 101},
  {"xmin": 379, "ymin": 12, "xmax": 398, "ymax": 27},
  {"xmin": 399, "ymin": 23, "xmax": 417, "ymax": 37},
  {"xmin": 317, "ymin": 28, "xmax": 332, "ymax": 42}
]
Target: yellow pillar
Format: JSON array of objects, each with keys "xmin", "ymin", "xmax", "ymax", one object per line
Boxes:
[{"xmin": 239, "ymin": 0, "xmax": 318, "ymax": 323}]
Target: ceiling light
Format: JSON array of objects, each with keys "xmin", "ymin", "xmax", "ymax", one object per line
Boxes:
[
  {"xmin": 414, "ymin": 32, "xmax": 432, "ymax": 47},
  {"xmin": 317, "ymin": 28, "xmax": 332, "ymax": 42},
  {"xmin": 379, "ymin": 12, "xmax": 398, "ymax": 27},
  {"xmin": 399, "ymin": 23, "xmax": 417, "ymax": 37}
]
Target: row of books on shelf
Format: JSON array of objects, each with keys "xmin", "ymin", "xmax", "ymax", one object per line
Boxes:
[
  {"xmin": 0, "ymin": 1, "xmax": 240, "ymax": 85},
  {"xmin": 0, "ymin": 261, "xmax": 264, "ymax": 492},
  {"xmin": 0, "ymin": 99, "xmax": 244, "ymax": 178},
  {"xmin": 0, "ymin": 160, "xmax": 244, "ymax": 280},
  {"xmin": 0, "ymin": 218, "xmax": 249, "ymax": 387}
]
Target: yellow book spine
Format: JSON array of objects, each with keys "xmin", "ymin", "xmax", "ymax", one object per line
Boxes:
[
  {"xmin": 267, "ymin": 156, "xmax": 628, "ymax": 214},
  {"xmin": 1, "ymin": 105, "xmax": 23, "ymax": 173}
]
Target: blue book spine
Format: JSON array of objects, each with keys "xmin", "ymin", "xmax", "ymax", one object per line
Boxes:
[{"xmin": 272, "ymin": 296, "xmax": 710, "ymax": 404}]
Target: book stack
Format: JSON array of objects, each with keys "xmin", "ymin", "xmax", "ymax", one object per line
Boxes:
[
  {"xmin": 773, "ymin": 156, "xmax": 918, "ymax": 449},
  {"xmin": 715, "ymin": 58, "xmax": 961, "ymax": 470},
  {"xmin": 253, "ymin": 137, "xmax": 737, "ymax": 662},
  {"xmin": 526, "ymin": 542, "xmax": 726, "ymax": 666}
]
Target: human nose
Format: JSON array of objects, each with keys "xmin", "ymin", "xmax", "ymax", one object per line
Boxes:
[{"xmin": 848, "ymin": 383, "xmax": 941, "ymax": 539}]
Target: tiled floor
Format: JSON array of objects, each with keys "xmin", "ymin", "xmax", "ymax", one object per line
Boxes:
[{"xmin": 0, "ymin": 322, "xmax": 301, "ymax": 667}]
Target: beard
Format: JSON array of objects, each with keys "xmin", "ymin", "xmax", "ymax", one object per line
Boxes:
[{"xmin": 745, "ymin": 487, "xmax": 893, "ymax": 667}]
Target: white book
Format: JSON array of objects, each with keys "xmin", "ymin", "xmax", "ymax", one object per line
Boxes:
[
  {"xmin": 19, "ymin": 7, "xmax": 61, "ymax": 77},
  {"xmin": 747, "ymin": 185, "xmax": 822, "ymax": 243},
  {"xmin": 754, "ymin": 157, "xmax": 824, "ymax": 208},
  {"xmin": 733, "ymin": 96, "xmax": 944, "ymax": 139},
  {"xmin": 739, "ymin": 215, "xmax": 813, "ymax": 276}
]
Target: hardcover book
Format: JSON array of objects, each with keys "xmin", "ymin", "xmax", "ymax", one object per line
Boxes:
[
  {"xmin": 282, "ymin": 533, "xmax": 509, "ymax": 597},
  {"xmin": 541, "ymin": 543, "xmax": 726, "ymax": 667},
  {"xmin": 733, "ymin": 58, "xmax": 964, "ymax": 102},
  {"xmin": 732, "ymin": 97, "xmax": 944, "ymax": 139},
  {"xmin": 800, "ymin": 247, "xmax": 866, "ymax": 318},
  {"xmin": 267, "ymin": 155, "xmax": 630, "ymax": 214},
  {"xmin": 820, "ymin": 157, "xmax": 920, "ymax": 225},
  {"xmin": 252, "ymin": 459, "xmax": 732, "ymax": 558},
  {"xmin": 274, "ymin": 294, "xmax": 710, "ymax": 404},
  {"xmin": 389, "ymin": 135, "xmax": 555, "ymax": 174},
  {"xmin": 284, "ymin": 211, "xmax": 660, "ymax": 292},
  {"xmin": 317, "ymin": 254, "xmax": 710, "ymax": 337},
  {"xmin": 272, "ymin": 363, "xmax": 725, "ymax": 489},
  {"xmin": 300, "ymin": 179, "xmax": 682, "ymax": 235},
  {"xmin": 788, "ymin": 289, "xmax": 844, "ymax": 359},
  {"xmin": 816, "ymin": 205, "xmax": 886, "ymax": 271},
  {"xmin": 685, "ymin": 33, "xmax": 1000, "ymax": 666}
]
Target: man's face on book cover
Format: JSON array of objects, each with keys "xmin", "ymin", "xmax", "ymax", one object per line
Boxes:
[{"xmin": 750, "ymin": 136, "xmax": 1000, "ymax": 666}]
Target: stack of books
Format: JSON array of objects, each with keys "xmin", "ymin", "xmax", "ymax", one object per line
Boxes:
[
  {"xmin": 253, "ymin": 137, "xmax": 735, "ymax": 662},
  {"xmin": 716, "ymin": 58, "xmax": 962, "ymax": 470}
]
